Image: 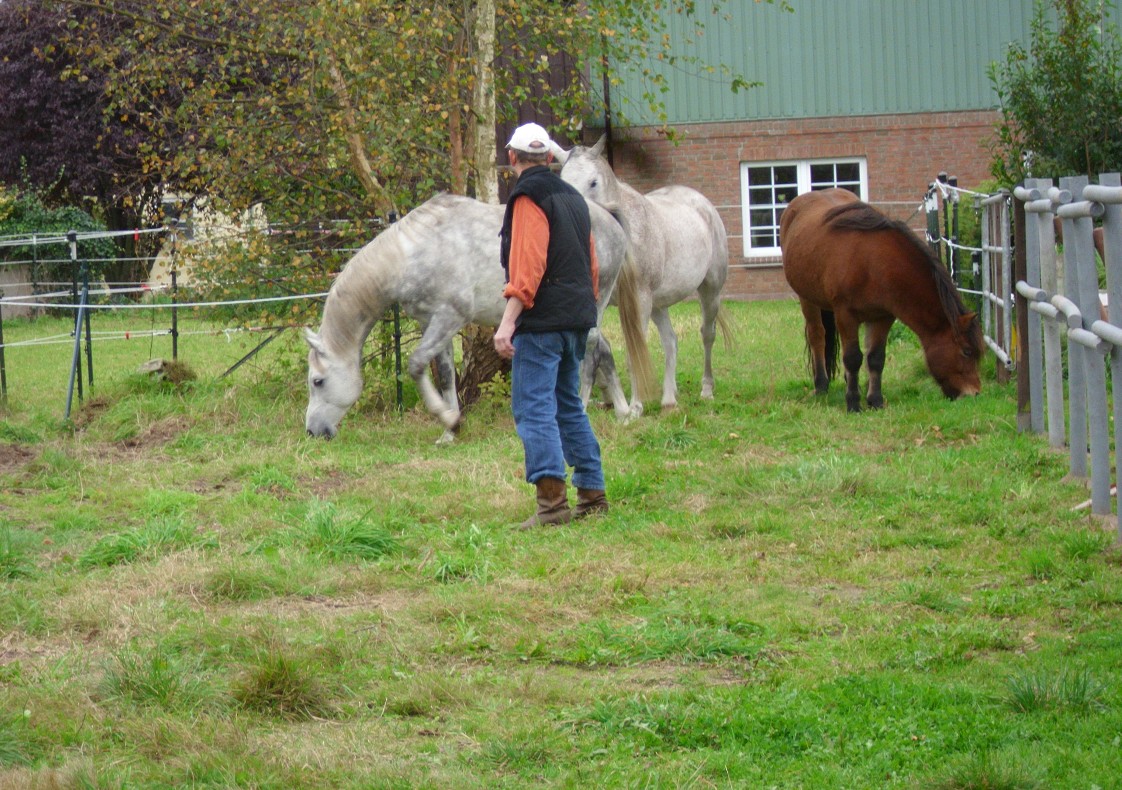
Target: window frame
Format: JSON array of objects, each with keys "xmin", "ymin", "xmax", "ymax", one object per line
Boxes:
[{"xmin": 739, "ymin": 158, "xmax": 868, "ymax": 258}]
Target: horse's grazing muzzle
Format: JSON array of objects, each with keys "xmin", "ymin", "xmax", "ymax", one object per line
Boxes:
[
  {"xmin": 306, "ymin": 425, "xmax": 337, "ymax": 440},
  {"xmin": 946, "ymin": 384, "xmax": 981, "ymax": 400}
]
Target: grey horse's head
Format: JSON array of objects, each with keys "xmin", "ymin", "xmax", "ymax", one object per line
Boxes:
[
  {"xmin": 556, "ymin": 135, "xmax": 620, "ymax": 207},
  {"xmin": 304, "ymin": 328, "xmax": 363, "ymax": 439}
]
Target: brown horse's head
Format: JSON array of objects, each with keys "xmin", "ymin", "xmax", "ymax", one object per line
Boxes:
[{"xmin": 925, "ymin": 312, "xmax": 984, "ymax": 399}]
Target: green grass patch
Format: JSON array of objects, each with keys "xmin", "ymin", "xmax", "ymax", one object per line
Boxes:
[{"xmin": 0, "ymin": 304, "xmax": 1119, "ymax": 787}]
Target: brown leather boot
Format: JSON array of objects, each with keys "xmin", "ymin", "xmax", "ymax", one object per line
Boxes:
[
  {"xmin": 574, "ymin": 488, "xmax": 609, "ymax": 519},
  {"xmin": 518, "ymin": 477, "xmax": 572, "ymax": 528}
]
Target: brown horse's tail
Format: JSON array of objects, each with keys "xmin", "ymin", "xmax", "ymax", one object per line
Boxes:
[
  {"xmin": 819, "ymin": 309, "xmax": 840, "ymax": 382},
  {"xmin": 615, "ymin": 247, "xmax": 657, "ymax": 403}
]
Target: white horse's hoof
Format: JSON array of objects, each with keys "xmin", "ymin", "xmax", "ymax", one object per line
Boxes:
[
  {"xmin": 435, "ymin": 430, "xmax": 456, "ymax": 445},
  {"xmin": 629, "ymin": 402, "xmax": 644, "ymax": 420}
]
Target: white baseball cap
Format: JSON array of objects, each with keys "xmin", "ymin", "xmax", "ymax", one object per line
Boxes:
[{"xmin": 506, "ymin": 122, "xmax": 553, "ymax": 154}]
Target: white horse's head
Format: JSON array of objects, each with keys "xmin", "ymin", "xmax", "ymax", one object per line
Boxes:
[
  {"xmin": 557, "ymin": 135, "xmax": 620, "ymax": 207},
  {"xmin": 304, "ymin": 328, "xmax": 363, "ymax": 439}
]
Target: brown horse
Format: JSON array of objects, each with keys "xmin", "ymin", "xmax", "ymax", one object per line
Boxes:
[{"xmin": 779, "ymin": 188, "xmax": 983, "ymax": 412}]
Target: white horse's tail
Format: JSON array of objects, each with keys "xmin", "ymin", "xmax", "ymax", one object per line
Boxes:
[
  {"xmin": 601, "ymin": 203, "xmax": 656, "ymax": 403},
  {"xmin": 610, "ymin": 222, "xmax": 657, "ymax": 404},
  {"xmin": 716, "ymin": 304, "xmax": 735, "ymax": 352}
]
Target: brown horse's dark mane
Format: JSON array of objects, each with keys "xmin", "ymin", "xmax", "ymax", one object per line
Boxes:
[{"xmin": 824, "ymin": 202, "xmax": 982, "ymax": 350}]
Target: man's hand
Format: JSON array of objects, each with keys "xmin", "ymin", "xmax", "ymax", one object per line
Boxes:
[
  {"xmin": 494, "ymin": 297, "xmax": 524, "ymax": 360},
  {"xmin": 494, "ymin": 320, "xmax": 515, "ymax": 360}
]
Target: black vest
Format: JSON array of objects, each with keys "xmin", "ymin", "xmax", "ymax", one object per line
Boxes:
[{"xmin": 500, "ymin": 166, "xmax": 598, "ymax": 334}]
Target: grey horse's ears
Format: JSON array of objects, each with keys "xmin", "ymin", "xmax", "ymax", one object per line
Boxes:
[
  {"xmin": 550, "ymin": 141, "xmax": 570, "ymax": 164},
  {"xmin": 304, "ymin": 328, "xmax": 327, "ymax": 356},
  {"xmin": 590, "ymin": 134, "xmax": 607, "ymax": 158}
]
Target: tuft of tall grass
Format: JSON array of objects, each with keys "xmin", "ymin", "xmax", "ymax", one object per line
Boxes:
[
  {"xmin": 77, "ymin": 515, "xmax": 214, "ymax": 569},
  {"xmin": 0, "ymin": 709, "xmax": 32, "ymax": 768},
  {"xmin": 431, "ymin": 523, "xmax": 492, "ymax": 584},
  {"xmin": 232, "ymin": 650, "xmax": 334, "ymax": 721},
  {"xmin": 300, "ymin": 501, "xmax": 402, "ymax": 561},
  {"xmin": 924, "ymin": 750, "xmax": 1044, "ymax": 789},
  {"xmin": 1004, "ymin": 666, "xmax": 1107, "ymax": 714},
  {"xmin": 0, "ymin": 526, "xmax": 33, "ymax": 579},
  {"xmin": 203, "ymin": 564, "xmax": 292, "ymax": 601},
  {"xmin": 100, "ymin": 642, "xmax": 217, "ymax": 713}
]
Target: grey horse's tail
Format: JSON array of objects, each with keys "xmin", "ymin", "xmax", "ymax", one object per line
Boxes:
[
  {"xmin": 606, "ymin": 205, "xmax": 657, "ymax": 403},
  {"xmin": 716, "ymin": 304, "xmax": 735, "ymax": 351}
]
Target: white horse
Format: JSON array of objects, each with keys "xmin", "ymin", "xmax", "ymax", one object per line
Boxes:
[
  {"xmin": 556, "ymin": 136, "xmax": 731, "ymax": 412},
  {"xmin": 304, "ymin": 192, "xmax": 649, "ymax": 442}
]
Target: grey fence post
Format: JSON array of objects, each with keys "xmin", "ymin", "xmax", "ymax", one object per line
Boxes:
[
  {"xmin": 1057, "ymin": 174, "xmax": 1112, "ymax": 510},
  {"xmin": 1083, "ymin": 173, "xmax": 1122, "ymax": 541},
  {"xmin": 1057, "ymin": 178, "xmax": 1090, "ymax": 481},
  {"xmin": 1040, "ymin": 184, "xmax": 1068, "ymax": 448},
  {"xmin": 64, "ymin": 230, "xmax": 89, "ymax": 420},
  {"xmin": 1015, "ymin": 180, "xmax": 1045, "ymax": 433},
  {"xmin": 1015, "ymin": 180, "xmax": 1071, "ymax": 449}
]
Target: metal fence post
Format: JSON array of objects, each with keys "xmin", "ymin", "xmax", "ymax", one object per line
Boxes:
[
  {"xmin": 1057, "ymin": 177, "xmax": 1092, "ymax": 483},
  {"xmin": 83, "ymin": 256, "xmax": 93, "ymax": 390},
  {"xmin": 64, "ymin": 230, "xmax": 88, "ymax": 420},
  {"xmin": 949, "ymin": 175, "xmax": 960, "ymax": 282},
  {"xmin": 1040, "ymin": 183, "xmax": 1068, "ymax": 448},
  {"xmin": 1013, "ymin": 187, "xmax": 1031, "ymax": 432},
  {"xmin": 1062, "ymin": 194, "xmax": 1110, "ymax": 517},
  {"xmin": 0, "ymin": 286, "xmax": 7, "ymax": 405},
  {"xmin": 169, "ymin": 218, "xmax": 179, "ymax": 361},
  {"xmin": 1083, "ymin": 173, "xmax": 1122, "ymax": 541}
]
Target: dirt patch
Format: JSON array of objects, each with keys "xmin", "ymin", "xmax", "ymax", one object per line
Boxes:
[
  {"xmin": 0, "ymin": 443, "xmax": 36, "ymax": 474},
  {"xmin": 117, "ymin": 416, "xmax": 192, "ymax": 452},
  {"xmin": 303, "ymin": 468, "xmax": 353, "ymax": 498},
  {"xmin": 70, "ymin": 395, "xmax": 113, "ymax": 429}
]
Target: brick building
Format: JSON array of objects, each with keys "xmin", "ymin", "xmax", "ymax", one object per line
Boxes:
[
  {"xmin": 568, "ymin": 1, "xmax": 1069, "ymax": 300},
  {"xmin": 605, "ymin": 111, "xmax": 998, "ymax": 300}
]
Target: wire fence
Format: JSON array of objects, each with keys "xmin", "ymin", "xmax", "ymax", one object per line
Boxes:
[{"xmin": 0, "ymin": 220, "xmax": 407, "ymax": 420}]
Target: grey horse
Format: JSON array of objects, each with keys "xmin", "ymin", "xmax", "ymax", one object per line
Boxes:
[
  {"xmin": 304, "ymin": 193, "xmax": 649, "ymax": 442},
  {"xmin": 556, "ymin": 137, "xmax": 731, "ymax": 413}
]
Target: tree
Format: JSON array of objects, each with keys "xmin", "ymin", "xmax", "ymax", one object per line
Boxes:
[
  {"xmin": 0, "ymin": 1, "xmax": 173, "ymax": 283},
  {"xmin": 0, "ymin": 186, "xmax": 118, "ymax": 301},
  {"xmin": 42, "ymin": 0, "xmax": 763, "ymax": 403},
  {"xmin": 989, "ymin": 0, "xmax": 1122, "ymax": 184}
]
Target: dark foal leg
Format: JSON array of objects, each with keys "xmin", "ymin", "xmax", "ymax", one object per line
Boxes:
[
  {"xmin": 864, "ymin": 319, "xmax": 894, "ymax": 409},
  {"xmin": 800, "ymin": 301, "xmax": 830, "ymax": 394},
  {"xmin": 842, "ymin": 343, "xmax": 864, "ymax": 412},
  {"xmin": 837, "ymin": 314, "xmax": 863, "ymax": 413}
]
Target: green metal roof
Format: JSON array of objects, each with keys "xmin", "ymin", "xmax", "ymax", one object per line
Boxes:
[{"xmin": 608, "ymin": 1, "xmax": 1055, "ymax": 125}]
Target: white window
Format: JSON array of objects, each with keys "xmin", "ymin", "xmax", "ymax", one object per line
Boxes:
[{"xmin": 740, "ymin": 159, "xmax": 868, "ymax": 258}]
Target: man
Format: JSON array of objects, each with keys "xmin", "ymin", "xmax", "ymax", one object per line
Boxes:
[{"xmin": 494, "ymin": 122, "xmax": 609, "ymax": 528}]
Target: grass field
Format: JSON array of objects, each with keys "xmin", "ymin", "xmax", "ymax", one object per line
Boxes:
[{"xmin": 0, "ymin": 300, "xmax": 1119, "ymax": 789}]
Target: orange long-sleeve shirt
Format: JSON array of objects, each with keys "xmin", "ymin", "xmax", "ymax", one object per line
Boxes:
[{"xmin": 502, "ymin": 196, "xmax": 599, "ymax": 309}]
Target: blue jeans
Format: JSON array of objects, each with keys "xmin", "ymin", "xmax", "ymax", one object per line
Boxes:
[{"xmin": 511, "ymin": 330, "xmax": 605, "ymax": 490}]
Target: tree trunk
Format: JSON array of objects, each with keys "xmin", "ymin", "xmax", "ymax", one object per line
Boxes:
[
  {"xmin": 458, "ymin": 0, "xmax": 504, "ymax": 410},
  {"xmin": 327, "ymin": 58, "xmax": 397, "ymax": 217},
  {"xmin": 472, "ymin": 0, "xmax": 498, "ymax": 204},
  {"xmin": 457, "ymin": 323, "xmax": 510, "ymax": 407}
]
